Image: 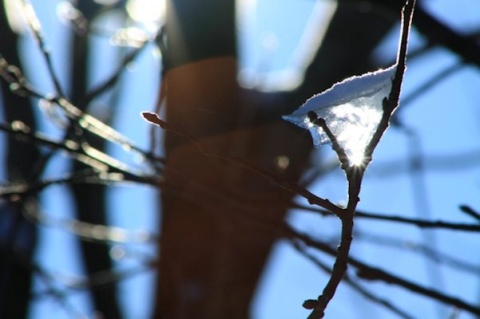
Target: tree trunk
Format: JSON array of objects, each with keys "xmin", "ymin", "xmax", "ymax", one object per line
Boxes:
[
  {"xmin": 155, "ymin": 1, "xmax": 399, "ymax": 318},
  {"xmin": 0, "ymin": 2, "xmax": 40, "ymax": 318},
  {"xmin": 68, "ymin": 2, "xmax": 122, "ymax": 317}
]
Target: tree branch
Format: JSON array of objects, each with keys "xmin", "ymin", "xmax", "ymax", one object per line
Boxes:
[
  {"xmin": 293, "ymin": 203, "xmax": 480, "ymax": 232},
  {"xmin": 307, "ymin": 1, "xmax": 415, "ymax": 317}
]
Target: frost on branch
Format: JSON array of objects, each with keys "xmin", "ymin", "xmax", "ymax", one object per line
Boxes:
[{"xmin": 283, "ymin": 65, "xmax": 396, "ymax": 166}]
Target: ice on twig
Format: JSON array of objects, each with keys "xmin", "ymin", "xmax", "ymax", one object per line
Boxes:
[{"xmin": 282, "ymin": 65, "xmax": 396, "ymax": 166}]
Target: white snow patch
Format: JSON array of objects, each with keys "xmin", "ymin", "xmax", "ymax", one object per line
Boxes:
[{"xmin": 283, "ymin": 65, "xmax": 396, "ymax": 165}]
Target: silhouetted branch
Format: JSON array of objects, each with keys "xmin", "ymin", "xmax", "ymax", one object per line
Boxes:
[
  {"xmin": 292, "ymin": 241, "xmax": 414, "ymax": 319},
  {"xmin": 82, "ymin": 42, "xmax": 149, "ymax": 106},
  {"xmin": 369, "ymin": 148, "xmax": 480, "ymax": 177},
  {"xmin": 293, "ymin": 203, "xmax": 480, "ymax": 232},
  {"xmin": 286, "ymin": 225, "xmax": 480, "ymax": 316},
  {"xmin": 366, "ymin": 0, "xmax": 413, "ymax": 158},
  {"xmin": 18, "ymin": 0, "xmax": 65, "ymax": 96},
  {"xmin": 399, "ymin": 62, "xmax": 465, "ymax": 111},
  {"xmin": 306, "ymin": 1, "xmax": 415, "ymax": 318},
  {"xmin": 142, "ymin": 111, "xmax": 343, "ymax": 216},
  {"xmin": 459, "ymin": 205, "xmax": 480, "ymax": 222},
  {"xmin": 413, "ymin": 4, "xmax": 480, "ymax": 68}
]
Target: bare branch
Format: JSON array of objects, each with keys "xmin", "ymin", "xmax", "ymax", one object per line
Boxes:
[
  {"xmin": 308, "ymin": 2, "xmax": 416, "ymax": 317},
  {"xmin": 292, "ymin": 241, "xmax": 414, "ymax": 319},
  {"xmin": 142, "ymin": 111, "xmax": 343, "ymax": 216},
  {"xmin": 18, "ymin": 0, "xmax": 66, "ymax": 96},
  {"xmin": 293, "ymin": 203, "xmax": 480, "ymax": 232},
  {"xmin": 286, "ymin": 225, "xmax": 480, "ymax": 316},
  {"xmin": 459, "ymin": 205, "xmax": 480, "ymax": 222}
]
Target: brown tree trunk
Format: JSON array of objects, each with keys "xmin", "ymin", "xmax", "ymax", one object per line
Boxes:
[{"xmin": 155, "ymin": 1, "xmax": 398, "ymax": 318}]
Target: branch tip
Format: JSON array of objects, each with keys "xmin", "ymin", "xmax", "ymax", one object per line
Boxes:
[{"xmin": 141, "ymin": 112, "xmax": 164, "ymax": 127}]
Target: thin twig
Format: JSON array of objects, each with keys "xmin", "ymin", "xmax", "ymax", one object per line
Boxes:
[
  {"xmin": 82, "ymin": 44, "xmax": 148, "ymax": 106},
  {"xmin": 307, "ymin": 112, "xmax": 350, "ymax": 170},
  {"xmin": 141, "ymin": 111, "xmax": 343, "ymax": 216},
  {"xmin": 366, "ymin": 0, "xmax": 415, "ymax": 161},
  {"xmin": 459, "ymin": 205, "xmax": 480, "ymax": 222},
  {"xmin": 400, "ymin": 62, "xmax": 465, "ymax": 109},
  {"xmin": 292, "ymin": 203, "xmax": 480, "ymax": 232},
  {"xmin": 292, "ymin": 241, "xmax": 414, "ymax": 319},
  {"xmin": 358, "ymin": 212, "xmax": 480, "ymax": 231},
  {"xmin": 19, "ymin": 0, "xmax": 66, "ymax": 97}
]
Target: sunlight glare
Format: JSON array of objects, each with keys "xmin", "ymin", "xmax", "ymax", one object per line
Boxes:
[
  {"xmin": 126, "ymin": 0, "xmax": 166, "ymax": 28},
  {"xmin": 328, "ymin": 102, "xmax": 382, "ymax": 167}
]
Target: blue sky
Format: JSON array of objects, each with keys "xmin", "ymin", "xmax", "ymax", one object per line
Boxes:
[{"xmin": 4, "ymin": 0, "xmax": 480, "ymax": 318}]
